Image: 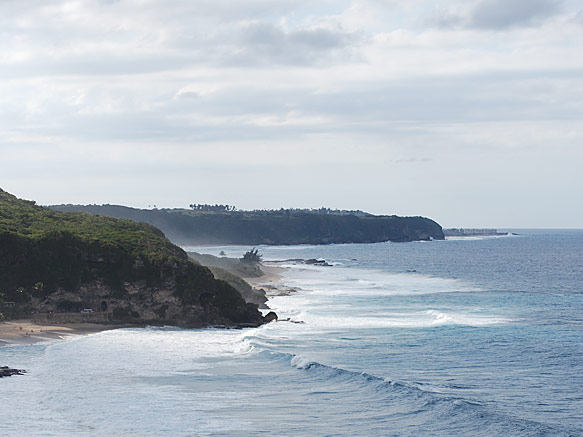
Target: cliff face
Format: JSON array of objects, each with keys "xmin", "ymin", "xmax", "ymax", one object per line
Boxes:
[
  {"xmin": 0, "ymin": 189, "xmax": 264, "ymax": 327},
  {"xmin": 50, "ymin": 205, "xmax": 445, "ymax": 245}
]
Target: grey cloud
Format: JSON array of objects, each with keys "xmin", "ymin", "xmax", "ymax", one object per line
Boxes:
[
  {"xmin": 303, "ymin": 72, "xmax": 583, "ymax": 125},
  {"xmin": 155, "ymin": 0, "xmax": 300, "ymax": 22},
  {"xmin": 244, "ymin": 25, "xmax": 351, "ymax": 50},
  {"xmin": 470, "ymin": 0, "xmax": 562, "ymax": 29},
  {"xmin": 8, "ymin": 69, "xmax": 581, "ymax": 149},
  {"xmin": 1, "ymin": 53, "xmax": 192, "ymax": 78},
  {"xmin": 426, "ymin": 8, "xmax": 465, "ymax": 29},
  {"xmin": 223, "ymin": 23, "xmax": 360, "ymax": 66},
  {"xmin": 392, "ymin": 157, "xmax": 433, "ymax": 164},
  {"xmin": 429, "ymin": 0, "xmax": 562, "ymax": 30},
  {"xmin": 0, "ymin": 1, "xmax": 358, "ymax": 78}
]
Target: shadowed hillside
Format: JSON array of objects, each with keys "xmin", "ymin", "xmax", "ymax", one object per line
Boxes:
[
  {"xmin": 50, "ymin": 205, "xmax": 445, "ymax": 245},
  {"xmin": 0, "ymin": 189, "xmax": 265, "ymax": 327}
]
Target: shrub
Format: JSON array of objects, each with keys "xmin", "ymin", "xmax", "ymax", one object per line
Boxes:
[{"xmin": 240, "ymin": 248, "xmax": 262, "ymax": 264}]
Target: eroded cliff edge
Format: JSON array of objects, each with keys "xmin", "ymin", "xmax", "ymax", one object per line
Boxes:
[{"xmin": 0, "ymin": 189, "xmax": 265, "ymax": 327}]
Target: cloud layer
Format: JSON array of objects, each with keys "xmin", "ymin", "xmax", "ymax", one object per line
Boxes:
[
  {"xmin": 1, "ymin": 0, "xmax": 582, "ymax": 227},
  {"xmin": 430, "ymin": 0, "xmax": 563, "ymax": 29}
]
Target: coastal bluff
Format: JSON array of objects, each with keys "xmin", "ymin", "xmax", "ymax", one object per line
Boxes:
[
  {"xmin": 0, "ymin": 188, "xmax": 267, "ymax": 328},
  {"xmin": 50, "ymin": 205, "xmax": 445, "ymax": 245}
]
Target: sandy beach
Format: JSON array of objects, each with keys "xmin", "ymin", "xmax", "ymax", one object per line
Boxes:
[
  {"xmin": 0, "ymin": 262, "xmax": 287, "ymax": 347},
  {"xmin": 0, "ymin": 320, "xmax": 125, "ymax": 347},
  {"xmin": 245, "ymin": 263, "xmax": 283, "ymax": 286},
  {"xmin": 246, "ymin": 262, "xmax": 302, "ymax": 297}
]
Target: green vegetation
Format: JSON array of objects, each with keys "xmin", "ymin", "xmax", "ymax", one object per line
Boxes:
[
  {"xmin": 0, "ymin": 188, "xmax": 264, "ymax": 326},
  {"xmin": 0, "ymin": 190, "xmax": 179, "ymax": 258},
  {"xmin": 189, "ymin": 204, "xmax": 236, "ymax": 212},
  {"xmin": 56, "ymin": 299, "xmax": 84, "ymax": 312},
  {"xmin": 188, "ymin": 251, "xmax": 268, "ymax": 308},
  {"xmin": 1, "ymin": 189, "xmax": 182, "ymax": 302},
  {"xmin": 241, "ymin": 248, "xmax": 262, "ymax": 264},
  {"xmin": 51, "ymin": 204, "xmax": 445, "ymax": 245}
]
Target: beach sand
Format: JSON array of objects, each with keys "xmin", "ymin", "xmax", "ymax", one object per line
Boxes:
[
  {"xmin": 1, "ymin": 263, "xmax": 288, "ymax": 347},
  {"xmin": 246, "ymin": 262, "xmax": 300, "ymax": 297},
  {"xmin": 246, "ymin": 263, "xmax": 283, "ymax": 285},
  {"xmin": 0, "ymin": 320, "xmax": 125, "ymax": 347}
]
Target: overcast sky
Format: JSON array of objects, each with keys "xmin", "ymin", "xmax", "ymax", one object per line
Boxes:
[{"xmin": 2, "ymin": 0, "xmax": 582, "ymax": 228}]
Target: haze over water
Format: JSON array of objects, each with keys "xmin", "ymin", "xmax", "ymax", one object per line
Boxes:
[{"xmin": 2, "ymin": 230, "xmax": 582, "ymax": 436}]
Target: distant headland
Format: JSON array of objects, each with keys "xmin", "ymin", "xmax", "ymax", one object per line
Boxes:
[
  {"xmin": 50, "ymin": 204, "xmax": 445, "ymax": 245},
  {"xmin": 0, "ymin": 189, "xmax": 268, "ymax": 329}
]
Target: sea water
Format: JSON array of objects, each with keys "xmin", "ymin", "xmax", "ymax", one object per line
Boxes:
[{"xmin": 2, "ymin": 230, "xmax": 582, "ymax": 436}]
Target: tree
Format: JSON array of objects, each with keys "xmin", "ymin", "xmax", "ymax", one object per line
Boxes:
[{"xmin": 240, "ymin": 248, "xmax": 262, "ymax": 264}]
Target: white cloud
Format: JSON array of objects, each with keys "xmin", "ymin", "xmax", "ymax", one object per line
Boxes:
[{"xmin": 1, "ymin": 0, "xmax": 582, "ymax": 226}]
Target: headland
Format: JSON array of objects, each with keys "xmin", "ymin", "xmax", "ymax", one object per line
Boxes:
[{"xmin": 0, "ymin": 188, "xmax": 270, "ymax": 336}]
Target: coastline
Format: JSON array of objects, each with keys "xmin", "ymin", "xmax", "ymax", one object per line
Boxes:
[
  {"xmin": 0, "ymin": 320, "xmax": 128, "ymax": 347},
  {"xmin": 245, "ymin": 262, "xmax": 283, "ymax": 286},
  {"xmin": 246, "ymin": 262, "xmax": 300, "ymax": 297},
  {"xmin": 0, "ymin": 262, "xmax": 291, "ymax": 347}
]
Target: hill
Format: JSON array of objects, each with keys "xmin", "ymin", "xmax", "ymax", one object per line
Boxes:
[
  {"xmin": 0, "ymin": 189, "xmax": 265, "ymax": 327},
  {"xmin": 49, "ymin": 205, "xmax": 445, "ymax": 245}
]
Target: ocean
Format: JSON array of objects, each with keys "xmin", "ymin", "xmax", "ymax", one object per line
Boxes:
[{"xmin": 2, "ymin": 230, "xmax": 582, "ymax": 436}]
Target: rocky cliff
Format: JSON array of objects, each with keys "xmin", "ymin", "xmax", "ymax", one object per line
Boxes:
[
  {"xmin": 50, "ymin": 205, "xmax": 445, "ymax": 245},
  {"xmin": 0, "ymin": 189, "xmax": 266, "ymax": 327}
]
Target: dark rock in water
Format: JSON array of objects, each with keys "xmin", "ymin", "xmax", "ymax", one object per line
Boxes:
[
  {"xmin": 279, "ymin": 318, "xmax": 305, "ymax": 324},
  {"xmin": 277, "ymin": 258, "xmax": 332, "ymax": 267},
  {"xmin": 0, "ymin": 366, "xmax": 26, "ymax": 378},
  {"xmin": 263, "ymin": 311, "xmax": 278, "ymax": 323},
  {"xmin": 304, "ymin": 259, "xmax": 332, "ymax": 267}
]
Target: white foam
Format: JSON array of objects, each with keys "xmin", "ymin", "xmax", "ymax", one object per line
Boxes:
[
  {"xmin": 256, "ymin": 264, "xmax": 512, "ymax": 333},
  {"xmin": 290, "ymin": 355, "xmax": 313, "ymax": 369},
  {"xmin": 280, "ymin": 310, "xmax": 512, "ymax": 330},
  {"xmin": 424, "ymin": 309, "xmax": 511, "ymax": 326},
  {"xmin": 279, "ymin": 265, "xmax": 482, "ymax": 297}
]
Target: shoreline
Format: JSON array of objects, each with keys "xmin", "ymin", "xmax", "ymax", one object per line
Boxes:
[
  {"xmin": 0, "ymin": 321, "xmax": 128, "ymax": 347},
  {"xmin": 246, "ymin": 262, "xmax": 300, "ymax": 297},
  {"xmin": 0, "ymin": 262, "xmax": 292, "ymax": 348},
  {"xmin": 245, "ymin": 262, "xmax": 283, "ymax": 286}
]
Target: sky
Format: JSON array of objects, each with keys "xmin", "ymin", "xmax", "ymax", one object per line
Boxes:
[{"xmin": 1, "ymin": 0, "xmax": 582, "ymax": 228}]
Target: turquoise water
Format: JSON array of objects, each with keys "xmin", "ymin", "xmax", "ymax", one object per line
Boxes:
[{"xmin": 2, "ymin": 231, "xmax": 582, "ymax": 436}]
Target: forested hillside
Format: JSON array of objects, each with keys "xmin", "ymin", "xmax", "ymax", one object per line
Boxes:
[
  {"xmin": 0, "ymin": 189, "xmax": 265, "ymax": 327},
  {"xmin": 50, "ymin": 205, "xmax": 445, "ymax": 245}
]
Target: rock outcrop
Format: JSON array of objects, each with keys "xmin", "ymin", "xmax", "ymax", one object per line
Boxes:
[
  {"xmin": 0, "ymin": 366, "xmax": 26, "ymax": 377},
  {"xmin": 0, "ymin": 188, "xmax": 269, "ymax": 328},
  {"xmin": 263, "ymin": 311, "xmax": 278, "ymax": 323},
  {"xmin": 187, "ymin": 252, "xmax": 268, "ymax": 308}
]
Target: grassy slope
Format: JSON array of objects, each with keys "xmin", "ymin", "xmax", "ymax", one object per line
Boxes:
[
  {"xmin": 0, "ymin": 189, "xmax": 180, "ymax": 258},
  {"xmin": 188, "ymin": 252, "xmax": 268, "ymax": 308},
  {"xmin": 0, "ymin": 189, "xmax": 262, "ymax": 326}
]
